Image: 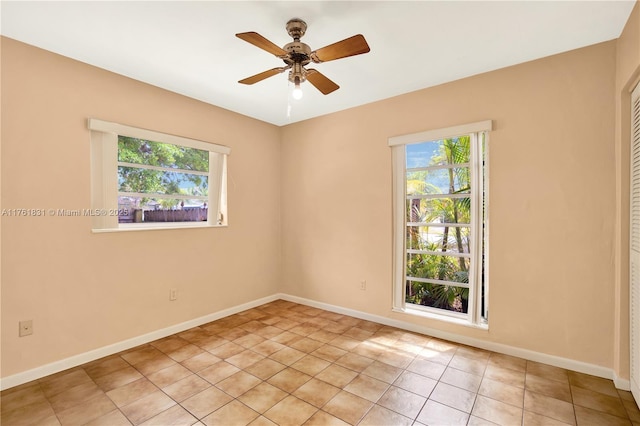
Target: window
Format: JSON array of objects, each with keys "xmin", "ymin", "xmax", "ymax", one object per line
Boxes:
[
  {"xmin": 89, "ymin": 119, "xmax": 229, "ymax": 231},
  {"xmin": 390, "ymin": 121, "xmax": 491, "ymax": 326}
]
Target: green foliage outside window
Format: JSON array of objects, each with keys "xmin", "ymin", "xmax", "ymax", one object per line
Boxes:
[
  {"xmin": 405, "ymin": 136, "xmax": 472, "ymax": 313},
  {"xmin": 117, "ymin": 136, "xmax": 209, "ymax": 209}
]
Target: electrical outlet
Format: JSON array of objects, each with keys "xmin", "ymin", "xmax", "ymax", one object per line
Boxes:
[
  {"xmin": 169, "ymin": 288, "xmax": 178, "ymax": 301},
  {"xmin": 19, "ymin": 320, "xmax": 33, "ymax": 337},
  {"xmin": 360, "ymin": 280, "xmax": 367, "ymax": 291}
]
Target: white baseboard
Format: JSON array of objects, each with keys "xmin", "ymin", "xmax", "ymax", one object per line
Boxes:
[
  {"xmin": 1, "ymin": 292, "xmax": 628, "ymax": 391},
  {"xmin": 0, "ymin": 294, "xmax": 279, "ymax": 391},
  {"xmin": 279, "ymin": 293, "xmax": 623, "ymax": 387},
  {"xmin": 614, "ymin": 374, "xmax": 632, "ymax": 391}
]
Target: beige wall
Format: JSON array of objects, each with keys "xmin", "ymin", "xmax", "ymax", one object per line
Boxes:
[
  {"xmin": 281, "ymin": 41, "xmax": 617, "ymax": 369},
  {"xmin": 614, "ymin": 2, "xmax": 640, "ymax": 383},
  {"xmin": 0, "ymin": 38, "xmax": 282, "ymax": 377}
]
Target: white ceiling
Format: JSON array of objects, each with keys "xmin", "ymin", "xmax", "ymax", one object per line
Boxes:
[{"xmin": 1, "ymin": 1, "xmax": 635, "ymax": 126}]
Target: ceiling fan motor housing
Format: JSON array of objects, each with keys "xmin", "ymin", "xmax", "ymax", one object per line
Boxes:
[
  {"xmin": 284, "ymin": 18, "xmax": 311, "ymax": 69},
  {"xmin": 283, "ymin": 42, "xmax": 311, "ymax": 66}
]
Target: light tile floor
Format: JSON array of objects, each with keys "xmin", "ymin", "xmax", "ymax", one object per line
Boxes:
[{"xmin": 2, "ymin": 300, "xmax": 639, "ymax": 425}]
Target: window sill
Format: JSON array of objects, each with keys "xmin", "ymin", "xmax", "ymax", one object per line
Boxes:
[
  {"xmin": 392, "ymin": 306, "xmax": 489, "ymax": 331},
  {"xmin": 92, "ymin": 223, "xmax": 227, "ymax": 233}
]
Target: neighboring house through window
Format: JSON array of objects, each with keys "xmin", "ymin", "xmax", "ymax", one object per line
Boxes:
[{"xmin": 390, "ymin": 121, "xmax": 491, "ymax": 327}]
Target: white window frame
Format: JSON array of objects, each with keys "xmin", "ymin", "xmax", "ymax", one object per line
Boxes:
[
  {"xmin": 89, "ymin": 119, "xmax": 230, "ymax": 232},
  {"xmin": 389, "ymin": 120, "xmax": 491, "ymax": 328}
]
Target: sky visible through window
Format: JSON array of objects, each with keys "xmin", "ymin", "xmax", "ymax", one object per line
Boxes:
[
  {"xmin": 406, "ymin": 140, "xmax": 461, "ymax": 192},
  {"xmin": 406, "ymin": 142, "xmax": 438, "ymax": 169}
]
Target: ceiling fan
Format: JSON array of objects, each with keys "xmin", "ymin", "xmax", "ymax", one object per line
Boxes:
[{"xmin": 236, "ymin": 18, "xmax": 370, "ymax": 99}]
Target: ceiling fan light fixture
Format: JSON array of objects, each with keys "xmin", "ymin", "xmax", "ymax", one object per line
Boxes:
[{"xmin": 292, "ymin": 76, "xmax": 303, "ymax": 100}]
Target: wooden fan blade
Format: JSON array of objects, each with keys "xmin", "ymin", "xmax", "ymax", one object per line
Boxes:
[
  {"xmin": 306, "ymin": 69, "xmax": 339, "ymax": 95},
  {"xmin": 239, "ymin": 67, "xmax": 286, "ymax": 85},
  {"xmin": 311, "ymin": 34, "xmax": 370, "ymax": 63},
  {"xmin": 236, "ymin": 32, "xmax": 287, "ymax": 57}
]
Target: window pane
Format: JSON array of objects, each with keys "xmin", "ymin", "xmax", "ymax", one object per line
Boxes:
[
  {"xmin": 407, "ymin": 167, "xmax": 470, "ymax": 195},
  {"xmin": 406, "ymin": 198, "xmax": 471, "ymax": 224},
  {"xmin": 118, "ymin": 136, "xmax": 209, "ymax": 172},
  {"xmin": 406, "ymin": 137, "xmax": 471, "ymax": 168},
  {"xmin": 406, "ymin": 253, "xmax": 470, "ymax": 284},
  {"xmin": 406, "ymin": 280, "xmax": 469, "ymax": 313},
  {"xmin": 118, "ymin": 196, "xmax": 208, "ymax": 223},
  {"xmin": 118, "ymin": 167, "xmax": 208, "ymax": 196},
  {"xmin": 406, "ymin": 225, "xmax": 470, "ymax": 254}
]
